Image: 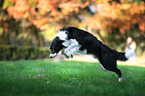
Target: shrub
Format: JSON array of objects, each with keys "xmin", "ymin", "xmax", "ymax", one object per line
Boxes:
[{"xmin": 0, "ymin": 45, "xmax": 50, "ymax": 60}]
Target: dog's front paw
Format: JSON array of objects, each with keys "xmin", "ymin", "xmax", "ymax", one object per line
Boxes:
[
  {"xmin": 65, "ymin": 51, "xmax": 73, "ymax": 58},
  {"xmin": 61, "ymin": 50, "xmax": 73, "ymax": 59}
]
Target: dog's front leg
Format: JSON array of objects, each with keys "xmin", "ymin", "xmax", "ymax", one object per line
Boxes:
[
  {"xmin": 64, "ymin": 44, "xmax": 79, "ymax": 56},
  {"xmin": 61, "ymin": 48, "xmax": 72, "ymax": 59},
  {"xmin": 62, "ymin": 39, "xmax": 81, "ymax": 58},
  {"xmin": 62, "ymin": 45, "xmax": 80, "ymax": 59}
]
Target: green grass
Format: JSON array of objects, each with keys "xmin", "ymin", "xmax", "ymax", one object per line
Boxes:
[{"xmin": 0, "ymin": 60, "xmax": 145, "ymax": 96}]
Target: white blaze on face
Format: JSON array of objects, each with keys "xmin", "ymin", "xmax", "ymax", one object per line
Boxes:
[
  {"xmin": 55, "ymin": 31, "xmax": 68, "ymax": 40},
  {"xmin": 49, "ymin": 53, "xmax": 57, "ymax": 58}
]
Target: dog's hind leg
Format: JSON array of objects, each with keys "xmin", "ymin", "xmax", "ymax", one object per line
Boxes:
[
  {"xmin": 99, "ymin": 56, "xmax": 125, "ymax": 82},
  {"xmin": 114, "ymin": 68, "xmax": 125, "ymax": 82}
]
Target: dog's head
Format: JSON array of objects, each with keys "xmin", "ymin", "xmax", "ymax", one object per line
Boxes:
[
  {"xmin": 49, "ymin": 37, "xmax": 64, "ymax": 58},
  {"xmin": 49, "ymin": 29, "xmax": 68, "ymax": 58}
]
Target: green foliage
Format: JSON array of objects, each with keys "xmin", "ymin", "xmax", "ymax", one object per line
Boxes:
[
  {"xmin": 127, "ymin": 0, "xmax": 144, "ymax": 3},
  {"xmin": 0, "ymin": 27, "xmax": 3, "ymax": 36},
  {"xmin": 2, "ymin": 0, "xmax": 14, "ymax": 9},
  {"xmin": 0, "ymin": 60, "xmax": 145, "ymax": 96},
  {"xmin": 40, "ymin": 26, "xmax": 57, "ymax": 41},
  {"xmin": 0, "ymin": 45, "xmax": 50, "ymax": 60},
  {"xmin": 28, "ymin": 0, "xmax": 38, "ymax": 7}
]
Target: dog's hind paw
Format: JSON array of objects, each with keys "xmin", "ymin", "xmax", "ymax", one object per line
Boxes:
[{"xmin": 119, "ymin": 75, "xmax": 125, "ymax": 82}]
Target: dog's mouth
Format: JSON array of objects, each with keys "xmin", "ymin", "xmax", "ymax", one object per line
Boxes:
[{"xmin": 49, "ymin": 53, "xmax": 57, "ymax": 58}]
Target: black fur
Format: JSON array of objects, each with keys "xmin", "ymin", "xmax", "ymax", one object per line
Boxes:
[
  {"xmin": 50, "ymin": 27, "xmax": 128, "ymax": 79},
  {"xmin": 50, "ymin": 37, "xmax": 64, "ymax": 54}
]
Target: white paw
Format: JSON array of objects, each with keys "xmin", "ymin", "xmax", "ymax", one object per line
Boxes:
[
  {"xmin": 66, "ymin": 51, "xmax": 72, "ymax": 57},
  {"xmin": 119, "ymin": 75, "xmax": 125, "ymax": 82},
  {"xmin": 62, "ymin": 50, "xmax": 73, "ymax": 59}
]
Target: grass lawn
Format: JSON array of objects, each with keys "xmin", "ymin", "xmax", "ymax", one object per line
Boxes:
[{"xmin": 0, "ymin": 60, "xmax": 145, "ymax": 96}]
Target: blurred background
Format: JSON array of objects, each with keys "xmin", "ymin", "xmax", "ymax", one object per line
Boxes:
[{"xmin": 0, "ymin": 0, "xmax": 144, "ymax": 60}]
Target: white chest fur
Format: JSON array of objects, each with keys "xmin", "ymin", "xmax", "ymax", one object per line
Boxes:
[{"xmin": 62, "ymin": 39, "xmax": 87, "ymax": 56}]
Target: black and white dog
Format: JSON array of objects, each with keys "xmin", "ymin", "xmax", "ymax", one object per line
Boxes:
[{"xmin": 49, "ymin": 27, "xmax": 133, "ymax": 82}]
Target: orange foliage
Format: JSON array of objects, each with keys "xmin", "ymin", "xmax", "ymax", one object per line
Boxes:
[
  {"xmin": 7, "ymin": 0, "xmax": 92, "ymax": 30},
  {"xmin": 7, "ymin": 0, "xmax": 29, "ymax": 20},
  {"xmin": 83, "ymin": 1, "xmax": 145, "ymax": 34},
  {"xmin": 7, "ymin": 0, "xmax": 145, "ymax": 34}
]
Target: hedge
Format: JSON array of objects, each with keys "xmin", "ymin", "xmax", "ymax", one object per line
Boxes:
[{"xmin": 0, "ymin": 45, "xmax": 50, "ymax": 60}]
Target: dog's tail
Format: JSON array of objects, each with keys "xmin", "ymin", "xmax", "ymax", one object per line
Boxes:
[{"xmin": 112, "ymin": 49, "xmax": 135, "ymax": 61}]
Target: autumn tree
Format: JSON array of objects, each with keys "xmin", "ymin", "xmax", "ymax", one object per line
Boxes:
[
  {"xmin": 81, "ymin": 0, "xmax": 145, "ymax": 54},
  {"xmin": 0, "ymin": 0, "xmax": 45, "ymax": 46},
  {"xmin": 6, "ymin": 0, "xmax": 144, "ymax": 35},
  {"xmin": 0, "ymin": 0, "xmax": 145, "ymax": 55}
]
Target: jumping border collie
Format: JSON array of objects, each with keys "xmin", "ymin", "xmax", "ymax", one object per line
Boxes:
[{"xmin": 49, "ymin": 27, "xmax": 133, "ymax": 82}]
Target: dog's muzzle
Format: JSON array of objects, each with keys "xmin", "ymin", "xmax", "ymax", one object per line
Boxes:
[{"xmin": 49, "ymin": 53, "xmax": 57, "ymax": 58}]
